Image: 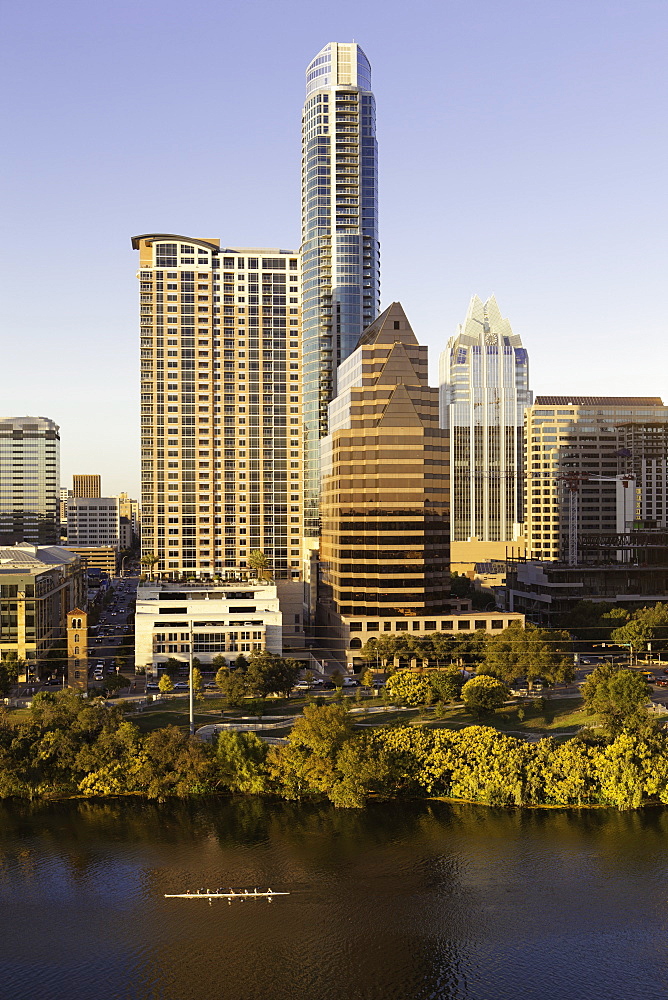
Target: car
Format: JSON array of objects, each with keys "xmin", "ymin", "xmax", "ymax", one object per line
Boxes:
[
  {"xmin": 321, "ymin": 681, "xmax": 335, "ymax": 690},
  {"xmin": 342, "ymin": 677, "xmax": 360, "ymax": 688},
  {"xmin": 654, "ymin": 678, "xmax": 668, "ymax": 688},
  {"xmin": 146, "ymin": 682, "xmax": 159, "ymax": 691},
  {"xmin": 173, "ymin": 681, "xmax": 188, "ymax": 690}
]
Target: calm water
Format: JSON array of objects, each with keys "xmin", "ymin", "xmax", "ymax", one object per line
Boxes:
[{"xmin": 0, "ymin": 798, "xmax": 666, "ymax": 1000}]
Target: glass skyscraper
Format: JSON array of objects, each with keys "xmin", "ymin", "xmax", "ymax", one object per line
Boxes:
[
  {"xmin": 301, "ymin": 42, "xmax": 380, "ymax": 536},
  {"xmin": 439, "ymin": 296, "xmax": 532, "ymax": 546},
  {"xmin": 0, "ymin": 416, "xmax": 60, "ymax": 546}
]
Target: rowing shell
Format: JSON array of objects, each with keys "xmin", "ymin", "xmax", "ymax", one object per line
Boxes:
[{"xmin": 165, "ymin": 890, "xmax": 289, "ymax": 899}]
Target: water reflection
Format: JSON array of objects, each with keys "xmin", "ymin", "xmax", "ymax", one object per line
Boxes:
[{"xmin": 0, "ymin": 799, "xmax": 666, "ymax": 999}]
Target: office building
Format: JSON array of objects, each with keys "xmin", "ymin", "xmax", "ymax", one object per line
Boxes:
[
  {"xmin": 62, "ymin": 545, "xmax": 117, "ymax": 577},
  {"xmin": 59, "ymin": 487, "xmax": 72, "ymax": 526},
  {"xmin": 67, "ymin": 496, "xmax": 121, "ymax": 548},
  {"xmin": 301, "ymin": 41, "xmax": 380, "ymax": 537},
  {"xmin": 0, "ymin": 542, "xmax": 85, "ymax": 679},
  {"xmin": 524, "ymin": 396, "xmax": 668, "ymax": 562},
  {"xmin": 72, "ymin": 475, "xmax": 101, "ymax": 498},
  {"xmin": 135, "ymin": 579, "xmax": 282, "ymax": 677},
  {"xmin": 132, "ymin": 234, "xmax": 302, "ymax": 580},
  {"xmin": 439, "ymin": 296, "xmax": 532, "ymax": 570},
  {"xmin": 318, "ymin": 303, "xmax": 450, "ymax": 646},
  {"xmin": 0, "ymin": 417, "xmax": 60, "ymax": 546}
]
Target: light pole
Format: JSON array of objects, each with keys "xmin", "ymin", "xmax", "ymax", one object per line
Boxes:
[{"xmin": 189, "ymin": 621, "xmax": 194, "ymax": 736}]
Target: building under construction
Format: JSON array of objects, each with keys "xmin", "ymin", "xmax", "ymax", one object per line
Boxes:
[{"xmin": 505, "ymin": 523, "xmax": 668, "ymax": 624}]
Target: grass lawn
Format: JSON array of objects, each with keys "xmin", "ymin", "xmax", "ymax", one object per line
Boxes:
[{"xmin": 348, "ymin": 697, "xmax": 597, "ymax": 739}]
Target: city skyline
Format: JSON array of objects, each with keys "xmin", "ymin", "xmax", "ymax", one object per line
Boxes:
[{"xmin": 2, "ymin": 1, "xmax": 668, "ymax": 496}]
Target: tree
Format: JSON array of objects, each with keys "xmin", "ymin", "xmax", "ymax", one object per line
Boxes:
[
  {"xmin": 562, "ymin": 601, "xmax": 630, "ymax": 642},
  {"xmin": 234, "ymin": 654, "xmax": 249, "ymax": 670},
  {"xmin": 158, "ymin": 674, "xmax": 174, "ymax": 695},
  {"xmin": 140, "ymin": 552, "xmax": 158, "ymax": 579},
  {"xmin": 480, "ymin": 622, "xmax": 573, "ymax": 689},
  {"xmin": 246, "ymin": 651, "xmax": 301, "ymax": 698},
  {"xmin": 361, "ymin": 668, "xmax": 376, "ymax": 690},
  {"xmin": 430, "ymin": 667, "xmax": 464, "ymax": 704},
  {"xmin": 215, "ymin": 668, "xmax": 248, "ymax": 707},
  {"xmin": 331, "ymin": 669, "xmax": 344, "ymax": 688},
  {"xmin": 215, "ymin": 666, "xmax": 229, "ymax": 694},
  {"xmin": 385, "ymin": 669, "xmax": 433, "ymax": 706},
  {"xmin": 248, "ymin": 549, "xmax": 272, "ymax": 583},
  {"xmin": 215, "ymin": 731, "xmax": 269, "ymax": 794},
  {"xmin": 581, "ymin": 664, "xmax": 651, "ymax": 736},
  {"xmin": 267, "ymin": 702, "xmax": 353, "ymax": 799},
  {"xmin": 611, "ymin": 603, "xmax": 668, "ymax": 655},
  {"xmin": 461, "ymin": 675, "xmax": 507, "ymax": 717},
  {"xmin": 191, "ymin": 667, "xmax": 203, "ymax": 699},
  {"xmin": 0, "ymin": 652, "xmax": 23, "ymax": 694},
  {"xmin": 164, "ymin": 657, "xmax": 185, "ymax": 678}
]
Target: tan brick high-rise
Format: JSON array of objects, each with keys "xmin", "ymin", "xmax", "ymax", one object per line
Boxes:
[
  {"xmin": 132, "ymin": 235, "xmax": 302, "ymax": 580},
  {"xmin": 319, "ymin": 302, "xmax": 450, "ymax": 625}
]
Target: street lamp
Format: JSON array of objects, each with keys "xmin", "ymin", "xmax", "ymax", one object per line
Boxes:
[{"xmin": 189, "ymin": 621, "xmax": 194, "ymax": 736}]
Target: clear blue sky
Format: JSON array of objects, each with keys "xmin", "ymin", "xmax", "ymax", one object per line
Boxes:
[{"xmin": 2, "ymin": 0, "xmax": 667, "ymax": 497}]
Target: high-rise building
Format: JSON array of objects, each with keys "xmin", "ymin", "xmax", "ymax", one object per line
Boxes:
[
  {"xmin": 67, "ymin": 497, "xmax": 121, "ymax": 548},
  {"xmin": 439, "ymin": 296, "xmax": 532, "ymax": 570},
  {"xmin": 72, "ymin": 475, "xmax": 101, "ymax": 498},
  {"xmin": 132, "ymin": 235, "xmax": 302, "ymax": 580},
  {"xmin": 301, "ymin": 41, "xmax": 380, "ymax": 536},
  {"xmin": 523, "ymin": 396, "xmax": 668, "ymax": 562},
  {"xmin": 319, "ymin": 303, "xmax": 450, "ymax": 635},
  {"xmin": 0, "ymin": 417, "xmax": 60, "ymax": 546}
]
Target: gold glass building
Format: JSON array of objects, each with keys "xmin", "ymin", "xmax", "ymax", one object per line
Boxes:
[
  {"xmin": 132, "ymin": 235, "xmax": 302, "ymax": 579},
  {"xmin": 319, "ymin": 302, "xmax": 450, "ymax": 628},
  {"xmin": 72, "ymin": 475, "xmax": 101, "ymax": 498}
]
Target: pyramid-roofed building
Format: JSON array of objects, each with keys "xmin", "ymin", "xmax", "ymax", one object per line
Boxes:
[{"xmin": 318, "ymin": 303, "xmax": 451, "ymax": 640}]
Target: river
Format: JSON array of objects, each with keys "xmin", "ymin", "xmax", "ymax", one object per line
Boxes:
[{"xmin": 0, "ymin": 798, "xmax": 666, "ymax": 999}]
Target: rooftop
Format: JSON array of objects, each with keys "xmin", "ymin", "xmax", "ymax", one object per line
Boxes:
[{"xmin": 534, "ymin": 396, "xmax": 664, "ymax": 407}]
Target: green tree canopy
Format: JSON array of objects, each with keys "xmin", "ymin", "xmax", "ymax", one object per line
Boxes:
[
  {"xmin": 581, "ymin": 664, "xmax": 651, "ymax": 736},
  {"xmin": 245, "ymin": 651, "xmax": 301, "ymax": 698},
  {"xmin": 158, "ymin": 674, "xmax": 173, "ymax": 694},
  {"xmin": 248, "ymin": 549, "xmax": 272, "ymax": 582},
  {"xmin": 611, "ymin": 603, "xmax": 668, "ymax": 653},
  {"xmin": 461, "ymin": 675, "xmax": 507, "ymax": 717},
  {"xmin": 480, "ymin": 623, "xmax": 573, "ymax": 688},
  {"xmin": 385, "ymin": 669, "xmax": 433, "ymax": 706},
  {"xmin": 430, "ymin": 667, "xmax": 464, "ymax": 704}
]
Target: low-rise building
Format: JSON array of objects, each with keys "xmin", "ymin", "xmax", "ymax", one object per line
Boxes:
[
  {"xmin": 135, "ymin": 579, "xmax": 283, "ymax": 677},
  {"xmin": 63, "ymin": 545, "xmax": 118, "ymax": 577},
  {"xmin": 342, "ymin": 609, "xmax": 525, "ymax": 670},
  {"xmin": 506, "ymin": 526, "xmax": 668, "ymax": 624},
  {"xmin": 0, "ymin": 543, "xmax": 85, "ymax": 679}
]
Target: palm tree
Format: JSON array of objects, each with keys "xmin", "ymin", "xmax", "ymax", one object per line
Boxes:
[
  {"xmin": 140, "ymin": 552, "xmax": 158, "ymax": 580},
  {"xmin": 249, "ymin": 549, "xmax": 272, "ymax": 583}
]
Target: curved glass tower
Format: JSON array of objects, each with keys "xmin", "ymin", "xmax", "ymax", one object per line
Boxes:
[{"xmin": 301, "ymin": 42, "xmax": 380, "ymax": 536}]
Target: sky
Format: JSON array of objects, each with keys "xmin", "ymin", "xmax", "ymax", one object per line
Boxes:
[{"xmin": 2, "ymin": 0, "xmax": 667, "ymax": 498}]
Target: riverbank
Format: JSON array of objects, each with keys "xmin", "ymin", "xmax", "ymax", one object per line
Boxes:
[{"xmin": 2, "ymin": 692, "xmax": 667, "ymax": 812}]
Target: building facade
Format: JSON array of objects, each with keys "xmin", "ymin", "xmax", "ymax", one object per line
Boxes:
[
  {"xmin": 301, "ymin": 41, "xmax": 380, "ymax": 537},
  {"xmin": 67, "ymin": 497, "xmax": 121, "ymax": 548},
  {"xmin": 135, "ymin": 579, "xmax": 282, "ymax": 676},
  {"xmin": 0, "ymin": 417, "xmax": 60, "ymax": 546},
  {"xmin": 439, "ymin": 296, "xmax": 532, "ymax": 569},
  {"xmin": 318, "ymin": 303, "xmax": 450, "ymax": 638},
  {"xmin": 524, "ymin": 396, "xmax": 668, "ymax": 562},
  {"xmin": 132, "ymin": 235, "xmax": 302, "ymax": 581},
  {"xmin": 72, "ymin": 475, "xmax": 101, "ymax": 498},
  {"xmin": 0, "ymin": 543, "xmax": 85, "ymax": 679}
]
